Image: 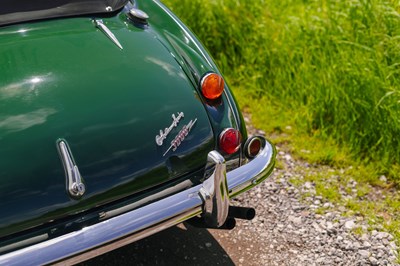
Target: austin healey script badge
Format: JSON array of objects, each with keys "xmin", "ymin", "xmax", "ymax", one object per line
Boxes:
[{"xmin": 155, "ymin": 112, "xmax": 184, "ymax": 146}]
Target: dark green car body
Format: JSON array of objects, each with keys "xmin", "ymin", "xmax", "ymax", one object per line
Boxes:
[{"xmin": 0, "ymin": 1, "xmax": 275, "ymax": 264}]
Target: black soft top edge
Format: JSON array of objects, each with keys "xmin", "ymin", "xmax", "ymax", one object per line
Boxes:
[{"xmin": 0, "ymin": 0, "xmax": 129, "ymax": 26}]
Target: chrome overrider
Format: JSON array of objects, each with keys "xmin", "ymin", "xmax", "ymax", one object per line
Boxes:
[
  {"xmin": 199, "ymin": 151, "xmax": 229, "ymax": 228},
  {"xmin": 0, "ymin": 137, "xmax": 275, "ymax": 265}
]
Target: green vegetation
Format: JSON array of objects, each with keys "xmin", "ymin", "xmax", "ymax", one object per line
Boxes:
[
  {"xmin": 162, "ymin": 0, "xmax": 400, "ymax": 182},
  {"xmin": 162, "ymin": 0, "xmax": 400, "ymax": 250}
]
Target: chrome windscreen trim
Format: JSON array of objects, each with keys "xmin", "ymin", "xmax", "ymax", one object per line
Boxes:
[{"xmin": 0, "ymin": 138, "xmax": 275, "ymax": 266}]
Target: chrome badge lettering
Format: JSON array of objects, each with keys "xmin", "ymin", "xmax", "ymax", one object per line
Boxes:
[
  {"xmin": 163, "ymin": 118, "xmax": 197, "ymax": 157},
  {"xmin": 156, "ymin": 112, "xmax": 184, "ymax": 146}
]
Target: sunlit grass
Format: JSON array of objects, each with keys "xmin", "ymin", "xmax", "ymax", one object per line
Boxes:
[
  {"xmin": 162, "ymin": 0, "xmax": 400, "ymax": 183},
  {"xmin": 162, "ymin": 0, "xmax": 400, "ymax": 253}
]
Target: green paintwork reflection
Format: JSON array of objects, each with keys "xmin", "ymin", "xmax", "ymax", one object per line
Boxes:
[
  {"xmin": 0, "ymin": 0, "xmax": 242, "ymax": 238},
  {"xmin": 142, "ymin": 0, "xmax": 246, "ymax": 157}
]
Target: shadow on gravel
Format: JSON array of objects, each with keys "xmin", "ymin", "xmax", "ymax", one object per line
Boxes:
[{"xmin": 81, "ymin": 223, "xmax": 234, "ymax": 266}]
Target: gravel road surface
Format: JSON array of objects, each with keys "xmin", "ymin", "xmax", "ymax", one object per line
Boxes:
[{"xmin": 82, "ymin": 116, "xmax": 399, "ymax": 266}]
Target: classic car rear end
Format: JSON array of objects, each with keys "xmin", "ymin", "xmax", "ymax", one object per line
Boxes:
[{"xmin": 0, "ymin": 0, "xmax": 275, "ymax": 264}]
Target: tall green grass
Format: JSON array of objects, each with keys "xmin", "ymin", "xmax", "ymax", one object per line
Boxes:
[{"xmin": 162, "ymin": 0, "xmax": 400, "ymax": 181}]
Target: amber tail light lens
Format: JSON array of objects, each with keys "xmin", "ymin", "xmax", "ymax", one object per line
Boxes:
[
  {"xmin": 219, "ymin": 128, "xmax": 242, "ymax": 154},
  {"xmin": 200, "ymin": 72, "xmax": 225, "ymax": 100}
]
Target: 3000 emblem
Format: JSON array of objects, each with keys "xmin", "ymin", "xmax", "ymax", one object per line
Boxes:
[{"xmin": 163, "ymin": 119, "xmax": 197, "ymax": 157}]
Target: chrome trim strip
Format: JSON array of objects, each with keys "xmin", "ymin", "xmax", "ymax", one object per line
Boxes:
[
  {"xmin": 0, "ymin": 139, "xmax": 275, "ymax": 266},
  {"xmin": 94, "ymin": 19, "xmax": 123, "ymax": 50},
  {"xmin": 57, "ymin": 140, "xmax": 86, "ymax": 199},
  {"xmin": 101, "ymin": 179, "xmax": 193, "ymax": 220},
  {"xmin": 0, "ymin": 234, "xmax": 48, "ymax": 254}
]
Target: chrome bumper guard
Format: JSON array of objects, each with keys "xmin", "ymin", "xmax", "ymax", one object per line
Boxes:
[{"xmin": 0, "ymin": 138, "xmax": 275, "ymax": 265}]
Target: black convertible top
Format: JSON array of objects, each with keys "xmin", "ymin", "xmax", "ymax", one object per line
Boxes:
[{"xmin": 0, "ymin": 0, "xmax": 129, "ymax": 26}]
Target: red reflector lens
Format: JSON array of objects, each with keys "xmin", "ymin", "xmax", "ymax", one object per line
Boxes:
[
  {"xmin": 219, "ymin": 128, "xmax": 241, "ymax": 154},
  {"xmin": 247, "ymin": 138, "xmax": 262, "ymax": 158},
  {"xmin": 201, "ymin": 73, "xmax": 225, "ymax": 100}
]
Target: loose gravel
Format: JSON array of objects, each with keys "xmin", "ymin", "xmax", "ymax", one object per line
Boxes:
[
  {"xmin": 84, "ymin": 114, "xmax": 399, "ymax": 266},
  {"xmin": 209, "ymin": 115, "xmax": 399, "ymax": 266}
]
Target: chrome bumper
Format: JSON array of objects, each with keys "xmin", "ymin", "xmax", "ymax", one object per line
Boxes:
[{"xmin": 0, "ymin": 138, "xmax": 275, "ymax": 265}]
